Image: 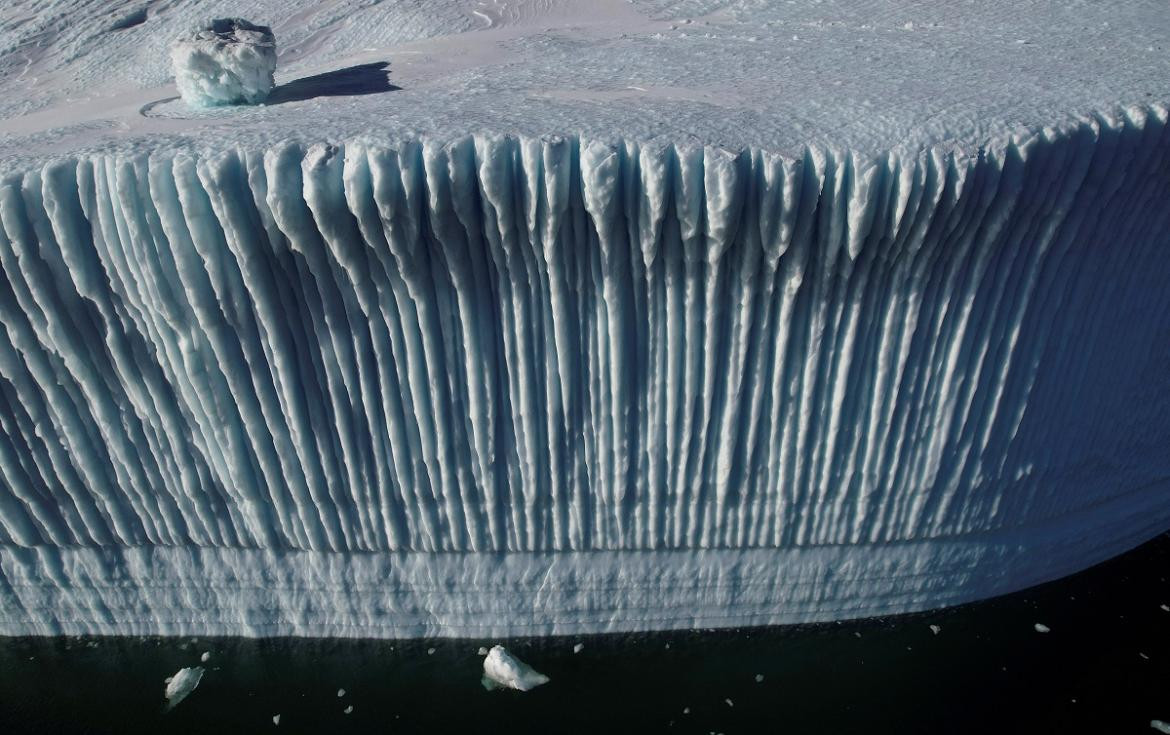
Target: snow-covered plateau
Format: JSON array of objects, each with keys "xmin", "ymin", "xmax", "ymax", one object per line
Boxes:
[{"xmin": 0, "ymin": 0, "xmax": 1168, "ymax": 638}]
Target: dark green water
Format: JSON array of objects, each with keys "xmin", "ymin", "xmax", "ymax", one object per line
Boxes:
[{"xmin": 1, "ymin": 533, "xmax": 1168, "ymax": 734}]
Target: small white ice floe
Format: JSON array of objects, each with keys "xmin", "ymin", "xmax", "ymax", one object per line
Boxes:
[
  {"xmin": 725, "ymin": 698, "xmax": 734, "ymax": 707},
  {"xmin": 1150, "ymin": 720, "xmax": 1170, "ymax": 734},
  {"xmin": 344, "ymin": 705, "xmax": 353, "ymax": 714},
  {"xmin": 755, "ymin": 674, "xmax": 764, "ymax": 683},
  {"xmin": 1160, "ymin": 604, "xmax": 1169, "ymax": 612},
  {"xmin": 337, "ymin": 688, "xmax": 346, "ymax": 697},
  {"xmin": 272, "ymin": 714, "xmax": 281, "ymax": 726},
  {"xmin": 427, "ymin": 647, "xmax": 436, "ymax": 655},
  {"xmin": 200, "ymin": 651, "xmax": 211, "ymax": 662},
  {"xmin": 477, "ymin": 647, "xmax": 489, "ymax": 656},
  {"xmin": 929, "ymin": 625, "xmax": 941, "ymax": 635},
  {"xmin": 573, "ymin": 643, "xmax": 584, "ymax": 654},
  {"xmin": 164, "ymin": 666, "xmax": 204, "ymax": 711},
  {"xmin": 481, "ymin": 645, "xmax": 550, "ymax": 692},
  {"xmin": 1034, "ymin": 623, "xmax": 1051, "ymax": 633}
]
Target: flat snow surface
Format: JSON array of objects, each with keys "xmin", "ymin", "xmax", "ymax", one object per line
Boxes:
[{"xmin": 0, "ymin": 1, "xmax": 1169, "ymax": 168}]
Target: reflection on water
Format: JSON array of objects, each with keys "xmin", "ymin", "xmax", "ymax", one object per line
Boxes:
[{"xmin": 1, "ymin": 532, "xmax": 1167, "ymax": 734}]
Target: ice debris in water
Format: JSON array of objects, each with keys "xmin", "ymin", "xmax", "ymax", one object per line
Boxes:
[
  {"xmin": 930, "ymin": 625, "xmax": 941, "ymax": 635},
  {"xmin": 573, "ymin": 643, "xmax": 584, "ymax": 654},
  {"xmin": 171, "ymin": 18, "xmax": 276, "ymax": 107},
  {"xmin": 164, "ymin": 666, "xmax": 204, "ymax": 711},
  {"xmin": 344, "ymin": 705, "xmax": 353, "ymax": 715},
  {"xmin": 755, "ymin": 674, "xmax": 764, "ymax": 683},
  {"xmin": 1034, "ymin": 623, "xmax": 1051, "ymax": 633},
  {"xmin": 337, "ymin": 688, "xmax": 346, "ymax": 697},
  {"xmin": 477, "ymin": 647, "xmax": 489, "ymax": 656},
  {"xmin": 1151, "ymin": 720, "xmax": 1170, "ymax": 734},
  {"xmin": 200, "ymin": 651, "xmax": 210, "ymax": 662},
  {"xmin": 272, "ymin": 714, "xmax": 281, "ymax": 726},
  {"xmin": 481, "ymin": 645, "xmax": 549, "ymax": 692}
]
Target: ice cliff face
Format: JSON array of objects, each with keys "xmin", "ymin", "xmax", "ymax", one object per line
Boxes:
[{"xmin": 1, "ymin": 107, "xmax": 1169, "ymax": 636}]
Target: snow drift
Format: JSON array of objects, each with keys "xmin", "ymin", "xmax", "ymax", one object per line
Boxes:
[{"xmin": 0, "ymin": 108, "xmax": 1169, "ymax": 637}]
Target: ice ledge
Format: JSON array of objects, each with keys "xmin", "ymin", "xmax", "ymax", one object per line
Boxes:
[{"xmin": 2, "ymin": 485, "xmax": 1167, "ymax": 638}]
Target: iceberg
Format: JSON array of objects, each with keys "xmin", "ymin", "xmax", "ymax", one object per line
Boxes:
[
  {"xmin": 164, "ymin": 666, "xmax": 204, "ymax": 711},
  {"xmin": 170, "ymin": 18, "xmax": 277, "ymax": 107},
  {"xmin": 482, "ymin": 646, "xmax": 549, "ymax": 691},
  {"xmin": 0, "ymin": 1, "xmax": 1167, "ymax": 640}
]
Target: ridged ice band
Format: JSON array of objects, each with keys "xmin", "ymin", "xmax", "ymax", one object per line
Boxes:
[{"xmin": 1, "ymin": 105, "xmax": 1169, "ymax": 636}]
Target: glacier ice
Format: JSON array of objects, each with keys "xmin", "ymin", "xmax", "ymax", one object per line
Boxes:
[
  {"xmin": 482, "ymin": 646, "xmax": 549, "ymax": 691},
  {"xmin": 164, "ymin": 666, "xmax": 204, "ymax": 710},
  {"xmin": 0, "ymin": 107, "xmax": 1168, "ymax": 638},
  {"xmin": 170, "ymin": 18, "xmax": 276, "ymax": 108}
]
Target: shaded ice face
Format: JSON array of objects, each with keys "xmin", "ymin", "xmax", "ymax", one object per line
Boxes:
[{"xmin": 170, "ymin": 18, "xmax": 276, "ymax": 107}]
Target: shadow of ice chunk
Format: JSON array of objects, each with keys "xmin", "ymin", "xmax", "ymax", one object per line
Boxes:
[
  {"xmin": 265, "ymin": 62, "xmax": 400, "ymax": 106},
  {"xmin": 164, "ymin": 666, "xmax": 204, "ymax": 711},
  {"xmin": 481, "ymin": 646, "xmax": 549, "ymax": 692}
]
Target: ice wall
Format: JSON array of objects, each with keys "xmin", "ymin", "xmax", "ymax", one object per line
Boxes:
[{"xmin": 1, "ymin": 107, "xmax": 1170, "ymax": 637}]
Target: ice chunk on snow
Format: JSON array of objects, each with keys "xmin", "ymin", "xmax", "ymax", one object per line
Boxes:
[
  {"xmin": 164, "ymin": 666, "xmax": 204, "ymax": 711},
  {"xmin": 170, "ymin": 18, "xmax": 276, "ymax": 107},
  {"xmin": 1034, "ymin": 623, "xmax": 1051, "ymax": 633},
  {"xmin": 482, "ymin": 646, "xmax": 549, "ymax": 692}
]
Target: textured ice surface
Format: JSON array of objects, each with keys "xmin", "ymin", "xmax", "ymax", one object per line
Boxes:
[
  {"xmin": 0, "ymin": 1, "xmax": 1168, "ymax": 639},
  {"xmin": 170, "ymin": 18, "xmax": 276, "ymax": 107},
  {"xmin": 482, "ymin": 646, "xmax": 549, "ymax": 691},
  {"xmin": 164, "ymin": 666, "xmax": 203, "ymax": 710}
]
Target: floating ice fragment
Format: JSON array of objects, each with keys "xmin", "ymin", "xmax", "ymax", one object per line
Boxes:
[
  {"xmin": 344, "ymin": 705, "xmax": 353, "ymax": 714},
  {"xmin": 573, "ymin": 643, "xmax": 584, "ymax": 654},
  {"xmin": 337, "ymin": 688, "xmax": 346, "ymax": 697},
  {"xmin": 273, "ymin": 714, "xmax": 281, "ymax": 726},
  {"xmin": 1151, "ymin": 721, "xmax": 1170, "ymax": 734},
  {"xmin": 171, "ymin": 18, "xmax": 276, "ymax": 107},
  {"xmin": 1034, "ymin": 623, "xmax": 1051, "ymax": 633},
  {"xmin": 481, "ymin": 645, "xmax": 549, "ymax": 692},
  {"xmin": 200, "ymin": 651, "xmax": 210, "ymax": 662},
  {"xmin": 1160, "ymin": 604, "xmax": 1169, "ymax": 612},
  {"xmin": 929, "ymin": 625, "xmax": 941, "ymax": 635},
  {"xmin": 164, "ymin": 666, "xmax": 204, "ymax": 711},
  {"xmin": 427, "ymin": 647, "xmax": 436, "ymax": 655},
  {"xmin": 754, "ymin": 674, "xmax": 764, "ymax": 683},
  {"xmin": 477, "ymin": 647, "xmax": 489, "ymax": 656},
  {"xmin": 725, "ymin": 698, "xmax": 734, "ymax": 707}
]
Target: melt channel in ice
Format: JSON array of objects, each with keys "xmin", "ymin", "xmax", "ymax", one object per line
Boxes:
[{"xmin": 0, "ymin": 114, "xmax": 1169, "ymax": 638}]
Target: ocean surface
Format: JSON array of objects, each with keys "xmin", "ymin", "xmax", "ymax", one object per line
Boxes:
[{"xmin": 1, "ymin": 532, "xmax": 1167, "ymax": 734}]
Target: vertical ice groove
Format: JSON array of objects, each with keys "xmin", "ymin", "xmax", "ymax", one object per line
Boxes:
[{"xmin": 0, "ymin": 115, "xmax": 1168, "ymax": 622}]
